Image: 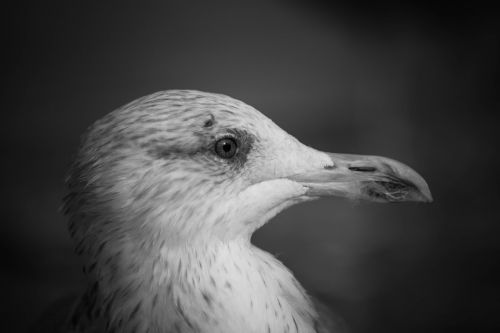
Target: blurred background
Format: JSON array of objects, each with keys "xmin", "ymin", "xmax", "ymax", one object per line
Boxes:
[{"xmin": 2, "ymin": 1, "xmax": 499, "ymax": 332}]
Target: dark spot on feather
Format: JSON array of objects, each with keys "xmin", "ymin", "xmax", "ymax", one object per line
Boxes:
[
  {"xmin": 203, "ymin": 115, "xmax": 215, "ymax": 128},
  {"xmin": 97, "ymin": 241, "xmax": 107, "ymax": 254},
  {"xmin": 202, "ymin": 291, "xmax": 213, "ymax": 307},
  {"xmin": 103, "ymin": 299, "xmax": 113, "ymax": 318},
  {"xmin": 292, "ymin": 315, "xmax": 299, "ymax": 332},
  {"xmin": 178, "ymin": 306, "xmax": 195, "ymax": 329},
  {"xmin": 177, "ymin": 260, "xmax": 182, "ymax": 275},
  {"xmin": 129, "ymin": 127, "xmax": 163, "ymax": 141},
  {"xmin": 260, "ymin": 272, "xmax": 268, "ymax": 287}
]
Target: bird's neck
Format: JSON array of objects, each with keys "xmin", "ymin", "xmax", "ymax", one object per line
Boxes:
[{"xmin": 82, "ymin": 239, "xmax": 319, "ymax": 332}]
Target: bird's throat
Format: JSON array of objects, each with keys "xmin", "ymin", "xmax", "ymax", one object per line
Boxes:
[{"xmin": 79, "ymin": 240, "xmax": 318, "ymax": 332}]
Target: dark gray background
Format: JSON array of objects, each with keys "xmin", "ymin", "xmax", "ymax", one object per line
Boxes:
[{"xmin": 2, "ymin": 1, "xmax": 499, "ymax": 332}]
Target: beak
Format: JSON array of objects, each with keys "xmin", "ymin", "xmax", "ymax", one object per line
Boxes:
[{"xmin": 288, "ymin": 153, "xmax": 432, "ymax": 203}]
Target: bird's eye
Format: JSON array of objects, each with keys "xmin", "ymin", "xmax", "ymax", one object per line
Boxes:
[{"xmin": 215, "ymin": 138, "xmax": 238, "ymax": 159}]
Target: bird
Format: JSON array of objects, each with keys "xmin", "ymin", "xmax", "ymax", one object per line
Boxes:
[{"xmin": 58, "ymin": 90, "xmax": 432, "ymax": 333}]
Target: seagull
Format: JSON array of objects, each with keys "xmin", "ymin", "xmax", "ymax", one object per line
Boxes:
[{"xmin": 60, "ymin": 90, "xmax": 432, "ymax": 333}]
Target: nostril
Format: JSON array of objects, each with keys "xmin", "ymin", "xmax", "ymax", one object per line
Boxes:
[{"xmin": 349, "ymin": 166, "xmax": 377, "ymax": 172}]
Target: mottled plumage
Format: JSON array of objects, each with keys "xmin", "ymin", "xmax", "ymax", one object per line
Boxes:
[{"xmin": 60, "ymin": 90, "xmax": 431, "ymax": 333}]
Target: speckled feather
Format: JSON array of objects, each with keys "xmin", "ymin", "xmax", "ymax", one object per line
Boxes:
[{"xmin": 62, "ymin": 90, "xmax": 343, "ymax": 333}]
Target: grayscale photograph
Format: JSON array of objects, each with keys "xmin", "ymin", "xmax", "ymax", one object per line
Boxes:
[{"xmin": 2, "ymin": 1, "xmax": 498, "ymax": 333}]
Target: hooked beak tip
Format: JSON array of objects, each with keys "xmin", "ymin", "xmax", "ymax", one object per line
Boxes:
[{"xmin": 414, "ymin": 181, "xmax": 433, "ymax": 203}]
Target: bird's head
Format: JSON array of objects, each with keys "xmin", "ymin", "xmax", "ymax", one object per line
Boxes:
[{"xmin": 65, "ymin": 90, "xmax": 431, "ymax": 253}]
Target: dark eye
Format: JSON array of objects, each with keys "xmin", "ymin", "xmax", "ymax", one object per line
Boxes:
[{"xmin": 215, "ymin": 137, "xmax": 237, "ymax": 159}]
